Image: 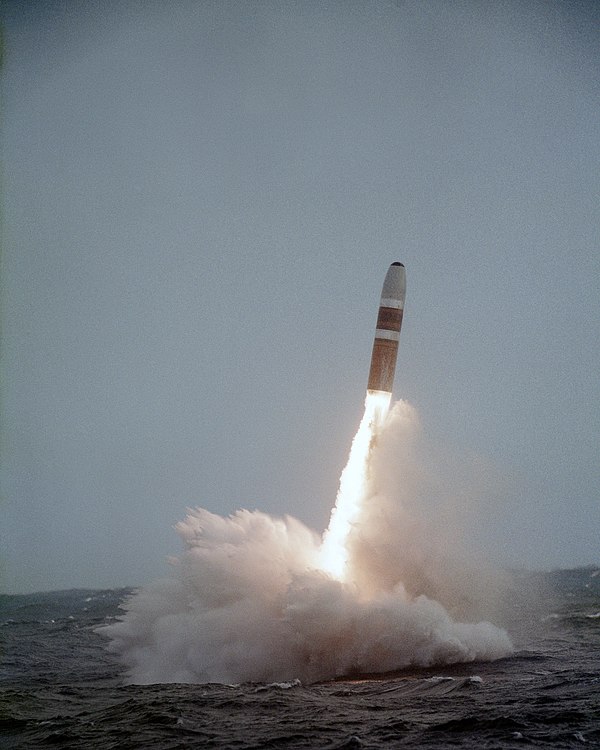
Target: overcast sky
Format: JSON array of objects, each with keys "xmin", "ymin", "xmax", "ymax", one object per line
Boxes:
[{"xmin": 2, "ymin": 0, "xmax": 598, "ymax": 594}]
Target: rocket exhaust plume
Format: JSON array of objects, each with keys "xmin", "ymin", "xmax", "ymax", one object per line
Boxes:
[{"xmin": 319, "ymin": 264, "xmax": 406, "ymax": 579}]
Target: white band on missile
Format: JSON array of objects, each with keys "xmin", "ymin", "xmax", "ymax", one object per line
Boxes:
[
  {"xmin": 375, "ymin": 329, "xmax": 400, "ymax": 341},
  {"xmin": 380, "ymin": 297, "xmax": 404, "ymax": 309}
]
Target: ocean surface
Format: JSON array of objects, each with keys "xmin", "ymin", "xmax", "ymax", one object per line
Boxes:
[{"xmin": 1, "ymin": 567, "xmax": 598, "ymax": 749}]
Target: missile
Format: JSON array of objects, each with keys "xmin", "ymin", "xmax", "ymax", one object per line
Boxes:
[{"xmin": 367, "ymin": 263, "xmax": 406, "ymax": 395}]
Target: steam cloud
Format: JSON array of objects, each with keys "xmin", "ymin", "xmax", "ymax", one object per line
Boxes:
[{"xmin": 100, "ymin": 400, "xmax": 513, "ymax": 684}]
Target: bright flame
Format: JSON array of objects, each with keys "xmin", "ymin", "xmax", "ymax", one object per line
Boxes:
[{"xmin": 319, "ymin": 390, "xmax": 391, "ymax": 579}]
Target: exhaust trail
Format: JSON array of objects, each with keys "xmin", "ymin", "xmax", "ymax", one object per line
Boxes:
[{"xmin": 319, "ymin": 391, "xmax": 390, "ymax": 579}]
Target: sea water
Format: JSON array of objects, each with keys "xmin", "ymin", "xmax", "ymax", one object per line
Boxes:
[{"xmin": 1, "ymin": 567, "xmax": 598, "ymax": 748}]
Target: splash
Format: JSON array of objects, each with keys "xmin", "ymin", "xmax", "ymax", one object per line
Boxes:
[
  {"xmin": 319, "ymin": 390, "xmax": 390, "ymax": 579},
  {"xmin": 99, "ymin": 398, "xmax": 514, "ymax": 684}
]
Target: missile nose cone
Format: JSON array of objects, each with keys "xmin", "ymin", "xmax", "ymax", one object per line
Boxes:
[{"xmin": 381, "ymin": 263, "xmax": 406, "ymax": 308}]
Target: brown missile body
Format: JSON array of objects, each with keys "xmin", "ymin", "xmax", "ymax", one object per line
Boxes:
[{"xmin": 367, "ymin": 263, "xmax": 406, "ymax": 394}]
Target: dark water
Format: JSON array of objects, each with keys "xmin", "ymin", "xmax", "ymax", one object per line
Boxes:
[{"xmin": 1, "ymin": 568, "xmax": 598, "ymax": 749}]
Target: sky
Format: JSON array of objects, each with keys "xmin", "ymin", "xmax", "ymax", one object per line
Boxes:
[{"xmin": 1, "ymin": 0, "xmax": 598, "ymax": 594}]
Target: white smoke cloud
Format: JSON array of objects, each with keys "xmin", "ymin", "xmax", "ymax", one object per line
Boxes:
[{"xmin": 100, "ymin": 400, "xmax": 513, "ymax": 684}]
